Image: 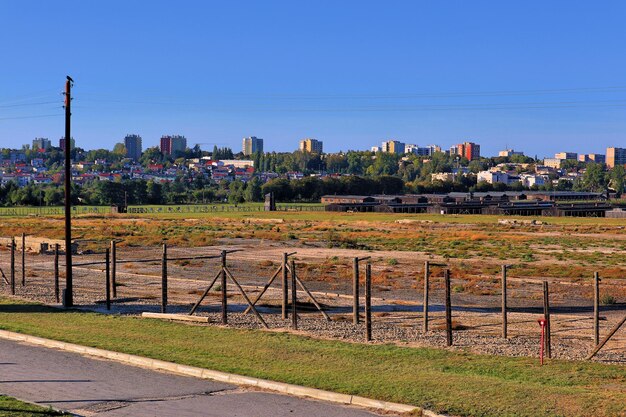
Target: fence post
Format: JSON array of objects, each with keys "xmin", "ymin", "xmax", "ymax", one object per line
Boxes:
[
  {"xmin": 353, "ymin": 257, "xmax": 360, "ymax": 325},
  {"xmin": 21, "ymin": 233, "xmax": 25, "ymax": 286},
  {"xmin": 423, "ymin": 260, "xmax": 429, "ymax": 333},
  {"xmin": 161, "ymin": 243, "xmax": 168, "ymax": 313},
  {"xmin": 10, "ymin": 237, "xmax": 15, "ymax": 295},
  {"xmin": 111, "ymin": 240, "xmax": 117, "ymax": 298},
  {"xmin": 221, "ymin": 250, "xmax": 227, "ymax": 325},
  {"xmin": 445, "ymin": 269, "xmax": 452, "ymax": 347},
  {"xmin": 593, "ymin": 272, "xmax": 600, "ymax": 346},
  {"xmin": 291, "ymin": 259, "xmax": 297, "ymax": 330},
  {"xmin": 365, "ymin": 262, "xmax": 372, "ymax": 341},
  {"xmin": 105, "ymin": 248, "xmax": 111, "ymax": 310},
  {"xmin": 502, "ymin": 265, "xmax": 508, "ymax": 339},
  {"xmin": 543, "ymin": 281, "xmax": 551, "ymax": 358},
  {"xmin": 54, "ymin": 244, "xmax": 60, "ymax": 303},
  {"xmin": 282, "ymin": 252, "xmax": 288, "ymax": 320}
]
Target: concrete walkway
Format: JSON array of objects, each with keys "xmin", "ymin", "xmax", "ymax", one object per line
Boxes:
[{"xmin": 0, "ymin": 338, "xmax": 385, "ymax": 416}]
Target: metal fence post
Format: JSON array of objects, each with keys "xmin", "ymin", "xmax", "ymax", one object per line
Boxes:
[{"xmin": 543, "ymin": 281, "xmax": 551, "ymax": 358}]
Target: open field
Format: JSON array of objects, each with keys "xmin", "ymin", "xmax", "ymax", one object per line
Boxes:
[
  {"xmin": 1, "ymin": 297, "xmax": 625, "ymax": 417},
  {"xmin": 0, "ymin": 210, "xmax": 624, "ymax": 416},
  {"xmin": 0, "ymin": 395, "xmax": 67, "ymax": 416}
]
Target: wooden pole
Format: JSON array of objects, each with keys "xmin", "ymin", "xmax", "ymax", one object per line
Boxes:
[
  {"xmin": 111, "ymin": 240, "xmax": 117, "ymax": 298},
  {"xmin": 353, "ymin": 257, "xmax": 360, "ymax": 324},
  {"xmin": 502, "ymin": 265, "xmax": 508, "ymax": 339},
  {"xmin": 189, "ymin": 270, "xmax": 222, "ymax": 315},
  {"xmin": 365, "ymin": 262, "xmax": 372, "ymax": 341},
  {"xmin": 543, "ymin": 281, "xmax": 551, "ymax": 358},
  {"xmin": 161, "ymin": 243, "xmax": 167, "ymax": 313},
  {"xmin": 243, "ymin": 266, "xmax": 282, "ymax": 314},
  {"xmin": 445, "ymin": 269, "xmax": 452, "ymax": 347},
  {"xmin": 593, "ymin": 272, "xmax": 600, "ymax": 346},
  {"xmin": 54, "ymin": 244, "xmax": 60, "ymax": 303},
  {"xmin": 586, "ymin": 314, "xmax": 626, "ymax": 360},
  {"xmin": 282, "ymin": 253, "xmax": 288, "ymax": 320},
  {"xmin": 21, "ymin": 233, "xmax": 25, "ymax": 286},
  {"xmin": 63, "ymin": 76, "xmax": 73, "ymax": 308},
  {"xmin": 291, "ymin": 259, "xmax": 297, "ymax": 330},
  {"xmin": 221, "ymin": 250, "xmax": 227, "ymax": 325},
  {"xmin": 10, "ymin": 237, "xmax": 15, "ymax": 295},
  {"xmin": 423, "ymin": 260, "xmax": 429, "ymax": 333},
  {"xmin": 224, "ymin": 267, "xmax": 269, "ymax": 329},
  {"xmin": 105, "ymin": 248, "xmax": 111, "ymax": 310}
]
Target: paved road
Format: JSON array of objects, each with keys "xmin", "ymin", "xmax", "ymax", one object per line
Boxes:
[{"xmin": 0, "ymin": 338, "xmax": 385, "ymax": 417}]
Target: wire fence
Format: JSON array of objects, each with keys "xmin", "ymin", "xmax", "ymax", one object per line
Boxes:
[{"xmin": 0, "ymin": 237, "xmax": 623, "ymax": 362}]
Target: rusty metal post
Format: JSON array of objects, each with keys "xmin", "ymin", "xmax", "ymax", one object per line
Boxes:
[
  {"xmin": 365, "ymin": 262, "xmax": 372, "ymax": 341},
  {"xmin": 111, "ymin": 240, "xmax": 117, "ymax": 298},
  {"xmin": 593, "ymin": 272, "xmax": 600, "ymax": 346},
  {"xmin": 543, "ymin": 281, "xmax": 551, "ymax": 358},
  {"xmin": 21, "ymin": 233, "xmax": 25, "ymax": 286},
  {"xmin": 10, "ymin": 237, "xmax": 15, "ymax": 295},
  {"xmin": 423, "ymin": 260, "xmax": 429, "ymax": 333},
  {"xmin": 291, "ymin": 259, "xmax": 297, "ymax": 330},
  {"xmin": 445, "ymin": 269, "xmax": 452, "ymax": 347},
  {"xmin": 54, "ymin": 244, "xmax": 60, "ymax": 303},
  {"xmin": 105, "ymin": 248, "xmax": 111, "ymax": 310},
  {"xmin": 502, "ymin": 265, "xmax": 508, "ymax": 339},
  {"xmin": 221, "ymin": 250, "xmax": 227, "ymax": 325},
  {"xmin": 282, "ymin": 252, "xmax": 288, "ymax": 320},
  {"xmin": 161, "ymin": 243, "xmax": 167, "ymax": 313}
]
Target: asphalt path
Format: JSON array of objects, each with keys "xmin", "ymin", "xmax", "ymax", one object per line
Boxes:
[{"xmin": 0, "ymin": 338, "xmax": 385, "ymax": 416}]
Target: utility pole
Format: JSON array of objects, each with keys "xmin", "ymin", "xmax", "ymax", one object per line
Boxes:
[{"xmin": 63, "ymin": 76, "xmax": 74, "ymax": 307}]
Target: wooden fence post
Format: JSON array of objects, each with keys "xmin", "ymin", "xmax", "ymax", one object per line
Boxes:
[
  {"xmin": 543, "ymin": 281, "xmax": 551, "ymax": 358},
  {"xmin": 221, "ymin": 250, "xmax": 227, "ymax": 325},
  {"xmin": 282, "ymin": 252, "xmax": 288, "ymax": 320},
  {"xmin": 21, "ymin": 233, "xmax": 25, "ymax": 286},
  {"xmin": 105, "ymin": 248, "xmax": 111, "ymax": 310},
  {"xmin": 54, "ymin": 244, "xmax": 60, "ymax": 303},
  {"xmin": 502, "ymin": 265, "xmax": 508, "ymax": 339},
  {"xmin": 111, "ymin": 240, "xmax": 117, "ymax": 298},
  {"xmin": 445, "ymin": 269, "xmax": 452, "ymax": 347},
  {"xmin": 365, "ymin": 262, "xmax": 372, "ymax": 341},
  {"xmin": 593, "ymin": 272, "xmax": 600, "ymax": 346},
  {"xmin": 10, "ymin": 237, "xmax": 15, "ymax": 295},
  {"xmin": 353, "ymin": 257, "xmax": 360, "ymax": 325},
  {"xmin": 291, "ymin": 259, "xmax": 297, "ymax": 330},
  {"xmin": 161, "ymin": 243, "xmax": 168, "ymax": 313},
  {"xmin": 423, "ymin": 260, "xmax": 429, "ymax": 333}
]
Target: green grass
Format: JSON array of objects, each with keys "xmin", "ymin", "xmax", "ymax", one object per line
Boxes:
[
  {"xmin": 0, "ymin": 396, "xmax": 67, "ymax": 416},
  {"xmin": 0, "ymin": 298, "xmax": 624, "ymax": 417}
]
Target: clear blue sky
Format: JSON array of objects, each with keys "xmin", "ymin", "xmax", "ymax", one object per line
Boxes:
[{"xmin": 1, "ymin": 0, "xmax": 626, "ymax": 157}]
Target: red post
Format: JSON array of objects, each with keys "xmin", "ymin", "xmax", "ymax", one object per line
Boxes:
[{"xmin": 538, "ymin": 317, "xmax": 547, "ymax": 366}]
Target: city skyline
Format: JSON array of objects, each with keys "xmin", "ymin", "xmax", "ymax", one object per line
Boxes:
[{"xmin": 2, "ymin": 1, "xmax": 626, "ymax": 157}]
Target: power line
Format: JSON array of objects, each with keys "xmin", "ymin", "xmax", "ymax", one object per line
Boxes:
[{"xmin": 0, "ymin": 113, "xmax": 62, "ymax": 121}]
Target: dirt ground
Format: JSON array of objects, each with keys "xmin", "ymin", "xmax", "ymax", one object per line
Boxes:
[{"xmin": 1, "ymin": 237, "xmax": 623, "ymax": 364}]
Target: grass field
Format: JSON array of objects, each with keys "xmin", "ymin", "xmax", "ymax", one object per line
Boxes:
[
  {"xmin": 0, "ymin": 395, "xmax": 67, "ymax": 416},
  {"xmin": 0, "ymin": 298, "xmax": 624, "ymax": 417}
]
